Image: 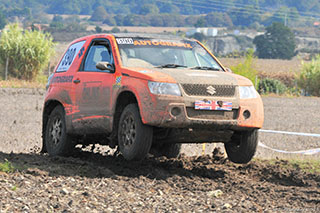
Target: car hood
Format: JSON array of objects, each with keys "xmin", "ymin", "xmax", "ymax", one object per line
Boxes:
[
  {"xmin": 154, "ymin": 68, "xmax": 238, "ymax": 85},
  {"xmin": 123, "ymin": 67, "xmax": 252, "ymax": 86}
]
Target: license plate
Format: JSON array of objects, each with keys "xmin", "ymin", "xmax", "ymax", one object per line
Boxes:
[{"xmin": 194, "ymin": 100, "xmax": 232, "ymax": 111}]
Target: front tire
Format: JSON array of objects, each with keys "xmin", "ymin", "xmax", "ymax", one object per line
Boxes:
[
  {"xmin": 224, "ymin": 129, "xmax": 258, "ymax": 164},
  {"xmin": 118, "ymin": 104, "xmax": 153, "ymax": 160},
  {"xmin": 45, "ymin": 105, "xmax": 74, "ymax": 156}
]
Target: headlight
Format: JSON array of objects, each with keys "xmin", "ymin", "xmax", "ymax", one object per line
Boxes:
[
  {"xmin": 148, "ymin": 81, "xmax": 181, "ymax": 96},
  {"xmin": 239, "ymin": 86, "xmax": 257, "ymax": 99}
]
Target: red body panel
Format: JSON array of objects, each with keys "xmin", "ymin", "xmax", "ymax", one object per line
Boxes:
[{"xmin": 44, "ymin": 34, "xmax": 264, "ymax": 136}]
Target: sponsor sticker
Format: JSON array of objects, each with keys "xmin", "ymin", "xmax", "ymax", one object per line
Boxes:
[
  {"xmin": 116, "ymin": 38, "xmax": 194, "ymax": 49},
  {"xmin": 113, "ymin": 76, "xmax": 122, "ymax": 87},
  {"xmin": 51, "ymin": 75, "xmax": 74, "ymax": 84},
  {"xmin": 133, "ymin": 40, "xmax": 192, "ymax": 49}
]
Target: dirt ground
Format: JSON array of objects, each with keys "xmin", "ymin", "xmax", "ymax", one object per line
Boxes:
[{"xmin": 0, "ymin": 88, "xmax": 320, "ymax": 212}]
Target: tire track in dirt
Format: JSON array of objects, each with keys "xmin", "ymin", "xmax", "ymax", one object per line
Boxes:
[
  {"xmin": 0, "ymin": 88, "xmax": 320, "ymax": 212},
  {"xmin": 0, "ymin": 149, "xmax": 319, "ymax": 212}
]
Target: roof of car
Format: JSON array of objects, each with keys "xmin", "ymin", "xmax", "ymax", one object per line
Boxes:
[
  {"xmin": 112, "ymin": 33, "xmax": 194, "ymax": 41},
  {"xmin": 70, "ymin": 33, "xmax": 196, "ymax": 45}
]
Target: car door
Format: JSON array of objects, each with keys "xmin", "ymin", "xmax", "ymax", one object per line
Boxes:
[{"xmin": 72, "ymin": 38, "xmax": 114, "ymax": 134}]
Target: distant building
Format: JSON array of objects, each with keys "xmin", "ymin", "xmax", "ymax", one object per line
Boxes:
[{"xmin": 186, "ymin": 28, "xmax": 225, "ymax": 37}]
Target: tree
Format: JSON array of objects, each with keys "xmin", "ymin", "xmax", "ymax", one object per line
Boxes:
[
  {"xmin": 103, "ymin": 15, "xmax": 116, "ymax": 26},
  {"xmin": 123, "ymin": 14, "xmax": 146, "ymax": 26},
  {"xmin": 228, "ymin": 5, "xmax": 261, "ymax": 27},
  {"xmin": 90, "ymin": 6, "xmax": 108, "ymax": 22},
  {"xmin": 0, "ymin": 9, "xmax": 7, "ymax": 29},
  {"xmin": 0, "ymin": 24, "xmax": 55, "ymax": 81},
  {"xmin": 139, "ymin": 4, "xmax": 159, "ymax": 15},
  {"xmin": 111, "ymin": 27, "xmax": 120, "ymax": 33},
  {"xmin": 205, "ymin": 12, "xmax": 233, "ymax": 27},
  {"xmin": 253, "ymin": 22, "xmax": 296, "ymax": 59},
  {"xmin": 189, "ymin": 32, "xmax": 206, "ymax": 42},
  {"xmin": 148, "ymin": 14, "xmax": 164, "ymax": 26},
  {"xmin": 95, "ymin": 25, "xmax": 102, "ymax": 33},
  {"xmin": 49, "ymin": 15, "xmax": 64, "ymax": 30},
  {"xmin": 194, "ymin": 17, "xmax": 206, "ymax": 27}
]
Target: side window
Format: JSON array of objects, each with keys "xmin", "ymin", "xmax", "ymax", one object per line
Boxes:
[
  {"xmin": 56, "ymin": 40, "xmax": 86, "ymax": 72},
  {"xmin": 83, "ymin": 41, "xmax": 113, "ymax": 72}
]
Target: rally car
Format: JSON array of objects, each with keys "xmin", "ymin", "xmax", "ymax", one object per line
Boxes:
[{"xmin": 42, "ymin": 33, "xmax": 264, "ymax": 163}]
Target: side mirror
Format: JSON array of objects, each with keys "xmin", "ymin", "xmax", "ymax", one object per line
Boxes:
[
  {"xmin": 225, "ymin": 67, "xmax": 233, "ymax": 73},
  {"xmin": 96, "ymin": 62, "xmax": 115, "ymax": 72}
]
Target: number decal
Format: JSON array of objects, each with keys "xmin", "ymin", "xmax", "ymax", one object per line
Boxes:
[
  {"xmin": 116, "ymin": 38, "xmax": 134, "ymax": 45},
  {"xmin": 56, "ymin": 40, "xmax": 86, "ymax": 72}
]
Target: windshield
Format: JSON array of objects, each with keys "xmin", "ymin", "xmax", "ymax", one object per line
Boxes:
[{"xmin": 116, "ymin": 37, "xmax": 223, "ymax": 71}]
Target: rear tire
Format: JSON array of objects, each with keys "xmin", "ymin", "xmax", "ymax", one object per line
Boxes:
[
  {"xmin": 118, "ymin": 104, "xmax": 153, "ymax": 160},
  {"xmin": 151, "ymin": 143, "xmax": 182, "ymax": 158},
  {"xmin": 224, "ymin": 129, "xmax": 258, "ymax": 164},
  {"xmin": 45, "ymin": 105, "xmax": 74, "ymax": 156}
]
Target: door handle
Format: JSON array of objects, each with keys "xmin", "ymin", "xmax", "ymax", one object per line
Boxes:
[{"xmin": 73, "ymin": 79, "xmax": 80, "ymax": 84}]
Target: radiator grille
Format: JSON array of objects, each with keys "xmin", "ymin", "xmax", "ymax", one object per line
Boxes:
[{"xmin": 181, "ymin": 84, "xmax": 236, "ymax": 97}]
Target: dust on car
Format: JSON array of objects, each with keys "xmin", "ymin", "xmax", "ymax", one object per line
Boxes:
[{"xmin": 42, "ymin": 33, "xmax": 264, "ymax": 163}]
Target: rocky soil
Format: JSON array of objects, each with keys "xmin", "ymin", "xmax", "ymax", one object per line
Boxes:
[
  {"xmin": 1, "ymin": 150, "xmax": 319, "ymax": 212},
  {"xmin": 0, "ymin": 88, "xmax": 320, "ymax": 212}
]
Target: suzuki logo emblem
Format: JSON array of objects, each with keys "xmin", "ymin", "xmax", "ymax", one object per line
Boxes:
[{"xmin": 206, "ymin": 86, "xmax": 216, "ymax": 95}]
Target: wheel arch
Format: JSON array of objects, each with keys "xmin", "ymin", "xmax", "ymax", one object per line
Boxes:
[
  {"xmin": 41, "ymin": 99, "xmax": 65, "ymax": 153},
  {"xmin": 111, "ymin": 91, "xmax": 138, "ymax": 140}
]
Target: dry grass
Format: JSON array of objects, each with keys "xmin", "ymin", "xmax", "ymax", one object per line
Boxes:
[
  {"xmin": 219, "ymin": 57, "xmax": 306, "ymax": 87},
  {"xmin": 219, "ymin": 57, "xmax": 303, "ymax": 73},
  {"xmin": 0, "ymin": 79, "xmax": 46, "ymax": 89}
]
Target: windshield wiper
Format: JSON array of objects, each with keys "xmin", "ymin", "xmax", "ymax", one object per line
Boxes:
[
  {"xmin": 191, "ymin": 66, "xmax": 221, "ymax": 71},
  {"xmin": 156, "ymin": 64, "xmax": 187, "ymax": 68}
]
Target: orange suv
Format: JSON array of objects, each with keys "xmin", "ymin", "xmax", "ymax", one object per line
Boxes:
[{"xmin": 42, "ymin": 34, "xmax": 264, "ymax": 163}]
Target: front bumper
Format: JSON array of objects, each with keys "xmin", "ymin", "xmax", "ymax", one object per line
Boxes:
[{"xmin": 140, "ymin": 94, "xmax": 264, "ymax": 130}]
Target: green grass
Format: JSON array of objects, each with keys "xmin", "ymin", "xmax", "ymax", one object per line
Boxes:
[
  {"xmin": 11, "ymin": 185, "xmax": 18, "ymax": 191},
  {"xmin": 255, "ymin": 159, "xmax": 320, "ymax": 174},
  {"xmin": 288, "ymin": 159, "xmax": 320, "ymax": 174},
  {"xmin": 0, "ymin": 160, "xmax": 16, "ymax": 173}
]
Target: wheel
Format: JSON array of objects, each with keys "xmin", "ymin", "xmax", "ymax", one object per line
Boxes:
[
  {"xmin": 45, "ymin": 105, "xmax": 74, "ymax": 156},
  {"xmin": 224, "ymin": 129, "xmax": 258, "ymax": 164},
  {"xmin": 151, "ymin": 143, "xmax": 182, "ymax": 158},
  {"xmin": 118, "ymin": 104, "xmax": 153, "ymax": 160}
]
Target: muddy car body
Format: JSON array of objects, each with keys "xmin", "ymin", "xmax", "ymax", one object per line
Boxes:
[{"xmin": 42, "ymin": 34, "xmax": 264, "ymax": 163}]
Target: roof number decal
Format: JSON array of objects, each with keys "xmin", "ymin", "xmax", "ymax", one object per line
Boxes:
[
  {"xmin": 56, "ymin": 40, "xmax": 86, "ymax": 72},
  {"xmin": 116, "ymin": 38, "xmax": 134, "ymax": 45}
]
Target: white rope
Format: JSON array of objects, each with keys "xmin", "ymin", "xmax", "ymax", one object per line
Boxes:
[
  {"xmin": 258, "ymin": 142, "xmax": 320, "ymax": 155},
  {"xmin": 259, "ymin": 129, "xmax": 320, "ymax": 138}
]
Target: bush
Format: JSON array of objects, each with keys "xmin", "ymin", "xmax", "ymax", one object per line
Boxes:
[
  {"xmin": 258, "ymin": 78, "xmax": 287, "ymax": 94},
  {"xmin": 231, "ymin": 49, "xmax": 259, "ymax": 87},
  {"xmin": 0, "ymin": 24, "xmax": 55, "ymax": 81},
  {"xmin": 258, "ymin": 71, "xmax": 296, "ymax": 88},
  {"xmin": 297, "ymin": 55, "xmax": 320, "ymax": 96},
  {"xmin": 111, "ymin": 27, "xmax": 121, "ymax": 33},
  {"xmin": 95, "ymin": 25, "xmax": 102, "ymax": 33}
]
